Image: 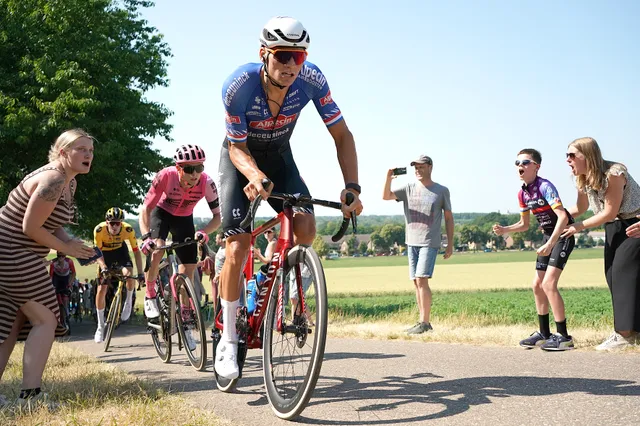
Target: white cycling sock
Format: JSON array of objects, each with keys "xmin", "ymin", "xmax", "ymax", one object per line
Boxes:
[
  {"xmin": 221, "ymin": 298, "xmax": 239, "ymax": 343},
  {"xmin": 97, "ymin": 309, "xmax": 105, "ymax": 327},
  {"xmin": 126, "ymin": 289, "xmax": 133, "ymax": 305}
]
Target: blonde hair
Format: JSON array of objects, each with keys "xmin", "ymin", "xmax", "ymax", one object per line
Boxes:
[
  {"xmin": 48, "ymin": 128, "xmax": 94, "ymax": 162},
  {"xmin": 569, "ymin": 137, "xmax": 625, "ymax": 191}
]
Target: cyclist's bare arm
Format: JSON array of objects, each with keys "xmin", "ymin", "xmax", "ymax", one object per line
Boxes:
[
  {"xmin": 328, "ymin": 120, "xmax": 362, "ymax": 215},
  {"xmin": 228, "ymin": 142, "xmax": 270, "ymax": 200},
  {"xmin": 138, "ymin": 204, "xmax": 153, "ymax": 237}
]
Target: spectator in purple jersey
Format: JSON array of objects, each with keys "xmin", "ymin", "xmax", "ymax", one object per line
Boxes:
[
  {"xmin": 562, "ymin": 137, "xmax": 640, "ymax": 350},
  {"xmin": 383, "ymin": 155, "xmax": 454, "ymax": 335},
  {"xmin": 493, "ymin": 149, "xmax": 576, "ymax": 351}
]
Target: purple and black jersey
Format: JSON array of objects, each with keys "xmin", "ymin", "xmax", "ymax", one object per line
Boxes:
[
  {"xmin": 222, "ymin": 62, "xmax": 343, "ymax": 150},
  {"xmin": 518, "ymin": 176, "xmax": 574, "ymax": 235}
]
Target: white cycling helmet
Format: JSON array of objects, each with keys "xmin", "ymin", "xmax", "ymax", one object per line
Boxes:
[{"xmin": 260, "ymin": 16, "xmax": 310, "ymax": 49}]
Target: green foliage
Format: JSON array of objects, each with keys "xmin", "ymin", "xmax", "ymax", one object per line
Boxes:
[
  {"xmin": 345, "ymin": 234, "xmax": 358, "ymax": 256},
  {"xmin": 0, "ymin": 0, "xmax": 173, "ymax": 237},
  {"xmin": 358, "ymin": 240, "xmax": 368, "ymax": 255},
  {"xmin": 312, "ymin": 235, "xmax": 329, "ymax": 257},
  {"xmin": 327, "ymin": 288, "xmax": 613, "ymax": 328}
]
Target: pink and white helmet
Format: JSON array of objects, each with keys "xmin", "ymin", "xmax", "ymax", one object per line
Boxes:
[{"xmin": 174, "ymin": 144, "xmax": 206, "ymax": 164}]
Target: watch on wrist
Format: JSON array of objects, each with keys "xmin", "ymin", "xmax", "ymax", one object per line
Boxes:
[
  {"xmin": 141, "ymin": 232, "xmax": 151, "ymax": 241},
  {"xmin": 345, "ymin": 182, "xmax": 361, "ymax": 194}
]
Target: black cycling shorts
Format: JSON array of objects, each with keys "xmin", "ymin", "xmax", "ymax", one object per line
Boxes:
[
  {"xmin": 150, "ymin": 206, "xmax": 197, "ymax": 264},
  {"xmin": 102, "ymin": 244, "xmax": 133, "ymax": 269},
  {"xmin": 52, "ymin": 274, "xmax": 71, "ymax": 296},
  {"xmin": 536, "ymin": 234, "xmax": 575, "ymax": 271},
  {"xmin": 218, "ymin": 139, "xmax": 313, "ymax": 237}
]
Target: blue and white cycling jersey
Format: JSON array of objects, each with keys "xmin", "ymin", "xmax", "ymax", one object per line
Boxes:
[{"xmin": 222, "ymin": 62, "xmax": 343, "ymax": 148}]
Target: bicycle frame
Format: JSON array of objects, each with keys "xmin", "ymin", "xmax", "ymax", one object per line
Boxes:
[{"xmin": 215, "ymin": 204, "xmax": 298, "ymax": 350}]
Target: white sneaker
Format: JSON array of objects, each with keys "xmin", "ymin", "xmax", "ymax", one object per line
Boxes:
[
  {"xmin": 215, "ymin": 340, "xmax": 239, "ymax": 380},
  {"xmin": 596, "ymin": 332, "xmax": 633, "ymax": 351},
  {"xmin": 144, "ymin": 297, "xmax": 160, "ymax": 319},
  {"xmin": 184, "ymin": 329, "xmax": 197, "ymax": 351},
  {"xmin": 94, "ymin": 326, "xmax": 104, "ymax": 343},
  {"xmin": 121, "ymin": 299, "xmax": 132, "ymax": 321}
]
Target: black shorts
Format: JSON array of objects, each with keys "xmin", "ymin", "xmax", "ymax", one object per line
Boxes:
[
  {"xmin": 536, "ymin": 234, "xmax": 575, "ymax": 271},
  {"xmin": 218, "ymin": 139, "xmax": 314, "ymax": 237},
  {"xmin": 150, "ymin": 206, "xmax": 197, "ymax": 264},
  {"xmin": 52, "ymin": 274, "xmax": 71, "ymax": 296},
  {"xmin": 102, "ymin": 244, "xmax": 133, "ymax": 269}
]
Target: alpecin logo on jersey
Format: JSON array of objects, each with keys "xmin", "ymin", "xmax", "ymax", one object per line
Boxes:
[
  {"xmin": 249, "ymin": 113, "xmax": 298, "ymax": 130},
  {"xmin": 319, "ymin": 90, "xmax": 333, "ymax": 106},
  {"xmin": 225, "ymin": 111, "xmax": 241, "ymax": 124},
  {"xmin": 299, "ymin": 65, "xmax": 326, "ymax": 89}
]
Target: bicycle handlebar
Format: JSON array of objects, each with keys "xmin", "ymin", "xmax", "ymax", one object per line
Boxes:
[
  {"xmin": 144, "ymin": 238, "xmax": 202, "ymax": 273},
  {"xmin": 239, "ymin": 179, "xmax": 357, "ymax": 242}
]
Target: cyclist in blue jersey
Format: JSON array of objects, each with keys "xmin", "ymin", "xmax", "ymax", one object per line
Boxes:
[
  {"xmin": 216, "ymin": 16, "xmax": 362, "ymax": 379},
  {"xmin": 493, "ymin": 149, "xmax": 576, "ymax": 351}
]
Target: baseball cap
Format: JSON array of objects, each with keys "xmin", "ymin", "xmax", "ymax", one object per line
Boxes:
[{"xmin": 410, "ymin": 155, "xmax": 433, "ymax": 166}]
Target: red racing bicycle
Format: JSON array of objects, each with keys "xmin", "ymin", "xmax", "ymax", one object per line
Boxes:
[{"xmin": 212, "ymin": 181, "xmax": 356, "ymax": 420}]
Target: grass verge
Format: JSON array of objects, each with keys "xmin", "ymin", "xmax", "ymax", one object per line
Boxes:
[{"xmin": 0, "ymin": 343, "xmax": 225, "ymax": 425}]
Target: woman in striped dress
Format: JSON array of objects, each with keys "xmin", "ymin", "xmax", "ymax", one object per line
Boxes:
[{"xmin": 0, "ymin": 129, "xmax": 96, "ymax": 404}]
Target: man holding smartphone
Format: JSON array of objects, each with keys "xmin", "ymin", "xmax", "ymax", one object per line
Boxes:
[{"xmin": 382, "ymin": 155, "xmax": 454, "ymax": 334}]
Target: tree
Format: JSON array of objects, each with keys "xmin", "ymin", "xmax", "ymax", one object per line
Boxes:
[
  {"xmin": 0, "ymin": 0, "xmax": 173, "ymax": 238},
  {"xmin": 358, "ymin": 241, "xmax": 368, "ymax": 255},
  {"xmin": 312, "ymin": 235, "xmax": 328, "ymax": 258},
  {"xmin": 346, "ymin": 235, "xmax": 358, "ymax": 256},
  {"xmin": 379, "ymin": 223, "xmax": 405, "ymax": 249},
  {"xmin": 369, "ymin": 231, "xmax": 386, "ymax": 254}
]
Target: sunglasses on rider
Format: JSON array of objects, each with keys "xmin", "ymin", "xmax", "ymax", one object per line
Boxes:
[
  {"xmin": 266, "ymin": 48, "xmax": 308, "ymax": 65},
  {"xmin": 180, "ymin": 164, "xmax": 205, "ymax": 174},
  {"xmin": 107, "ymin": 221, "xmax": 122, "ymax": 226},
  {"xmin": 514, "ymin": 159, "xmax": 537, "ymax": 167}
]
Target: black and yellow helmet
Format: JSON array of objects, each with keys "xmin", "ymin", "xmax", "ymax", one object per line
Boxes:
[{"xmin": 105, "ymin": 207, "xmax": 124, "ymax": 222}]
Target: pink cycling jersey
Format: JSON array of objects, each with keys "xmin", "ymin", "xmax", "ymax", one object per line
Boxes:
[{"xmin": 143, "ymin": 167, "xmax": 220, "ymax": 217}]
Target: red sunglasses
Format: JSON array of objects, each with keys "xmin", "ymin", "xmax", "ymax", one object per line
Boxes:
[{"xmin": 266, "ymin": 48, "xmax": 307, "ymax": 65}]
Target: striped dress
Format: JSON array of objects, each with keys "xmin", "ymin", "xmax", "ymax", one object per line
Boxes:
[{"xmin": 0, "ymin": 167, "xmax": 74, "ymax": 343}]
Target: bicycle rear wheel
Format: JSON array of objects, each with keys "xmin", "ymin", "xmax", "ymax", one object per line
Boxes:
[
  {"xmin": 151, "ymin": 283, "xmax": 172, "ymax": 363},
  {"xmin": 262, "ymin": 245, "xmax": 327, "ymax": 420},
  {"xmin": 175, "ymin": 274, "xmax": 208, "ymax": 371},
  {"xmin": 103, "ymin": 283, "xmax": 123, "ymax": 352}
]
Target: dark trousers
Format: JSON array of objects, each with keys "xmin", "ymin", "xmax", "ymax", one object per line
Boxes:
[{"xmin": 604, "ymin": 218, "xmax": 640, "ymax": 332}]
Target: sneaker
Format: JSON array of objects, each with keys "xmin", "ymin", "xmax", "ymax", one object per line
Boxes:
[
  {"xmin": 121, "ymin": 299, "xmax": 132, "ymax": 321},
  {"xmin": 94, "ymin": 326, "xmax": 104, "ymax": 343},
  {"xmin": 144, "ymin": 297, "xmax": 160, "ymax": 319},
  {"xmin": 519, "ymin": 331, "xmax": 548, "ymax": 349},
  {"xmin": 405, "ymin": 322, "xmax": 421, "ymax": 332},
  {"xmin": 215, "ymin": 340, "xmax": 239, "ymax": 380},
  {"xmin": 541, "ymin": 333, "xmax": 575, "ymax": 351},
  {"xmin": 407, "ymin": 322, "xmax": 433, "ymax": 335},
  {"xmin": 184, "ymin": 329, "xmax": 197, "ymax": 351},
  {"xmin": 15, "ymin": 392, "xmax": 59, "ymax": 412},
  {"xmin": 596, "ymin": 332, "xmax": 634, "ymax": 351}
]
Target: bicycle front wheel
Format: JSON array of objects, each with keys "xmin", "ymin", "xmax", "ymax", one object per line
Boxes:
[
  {"xmin": 151, "ymin": 284, "xmax": 172, "ymax": 363},
  {"xmin": 103, "ymin": 283, "xmax": 123, "ymax": 352},
  {"xmin": 175, "ymin": 274, "xmax": 208, "ymax": 371},
  {"xmin": 262, "ymin": 245, "xmax": 327, "ymax": 420}
]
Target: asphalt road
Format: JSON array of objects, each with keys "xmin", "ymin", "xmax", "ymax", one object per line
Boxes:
[{"xmin": 67, "ymin": 321, "xmax": 640, "ymax": 426}]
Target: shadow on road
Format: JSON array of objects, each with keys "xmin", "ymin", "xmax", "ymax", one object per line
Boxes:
[{"xmin": 296, "ymin": 372, "xmax": 640, "ymax": 424}]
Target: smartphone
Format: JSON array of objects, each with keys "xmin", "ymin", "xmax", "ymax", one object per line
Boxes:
[
  {"xmin": 78, "ymin": 247, "xmax": 103, "ymax": 266},
  {"xmin": 392, "ymin": 167, "xmax": 407, "ymax": 176}
]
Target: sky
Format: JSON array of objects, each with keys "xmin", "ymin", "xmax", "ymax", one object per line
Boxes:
[{"xmin": 138, "ymin": 0, "xmax": 640, "ymax": 219}]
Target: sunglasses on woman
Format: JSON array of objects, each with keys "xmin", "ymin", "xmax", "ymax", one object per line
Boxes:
[
  {"xmin": 180, "ymin": 164, "xmax": 205, "ymax": 174},
  {"xmin": 514, "ymin": 159, "xmax": 537, "ymax": 166},
  {"xmin": 266, "ymin": 48, "xmax": 308, "ymax": 65},
  {"xmin": 566, "ymin": 152, "xmax": 577, "ymax": 159}
]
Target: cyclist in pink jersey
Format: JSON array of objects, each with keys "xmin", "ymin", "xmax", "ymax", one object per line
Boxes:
[{"xmin": 139, "ymin": 145, "xmax": 221, "ymax": 326}]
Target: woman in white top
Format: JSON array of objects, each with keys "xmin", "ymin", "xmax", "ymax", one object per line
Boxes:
[{"xmin": 562, "ymin": 137, "xmax": 640, "ymax": 350}]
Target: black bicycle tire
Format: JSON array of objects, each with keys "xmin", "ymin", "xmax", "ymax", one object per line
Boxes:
[
  {"xmin": 103, "ymin": 283, "xmax": 122, "ymax": 352},
  {"xmin": 262, "ymin": 245, "xmax": 327, "ymax": 420},
  {"xmin": 151, "ymin": 284, "xmax": 172, "ymax": 363},
  {"xmin": 174, "ymin": 274, "xmax": 208, "ymax": 371}
]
